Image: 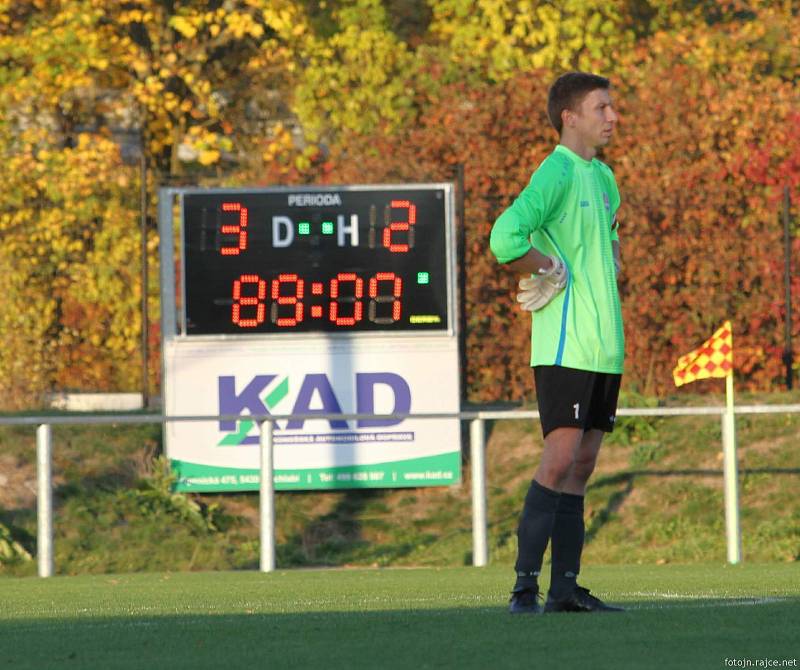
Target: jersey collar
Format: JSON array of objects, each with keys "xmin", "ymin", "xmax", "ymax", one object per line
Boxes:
[{"xmin": 555, "ymin": 144, "xmax": 595, "ymax": 167}]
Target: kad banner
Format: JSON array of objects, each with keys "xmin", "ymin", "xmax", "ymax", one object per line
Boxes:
[{"xmin": 163, "ymin": 337, "xmax": 461, "ymax": 491}]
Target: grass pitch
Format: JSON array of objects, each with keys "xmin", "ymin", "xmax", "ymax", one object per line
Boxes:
[{"xmin": 1, "ymin": 563, "xmax": 797, "ymax": 669}]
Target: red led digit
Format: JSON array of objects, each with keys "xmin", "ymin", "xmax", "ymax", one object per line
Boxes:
[
  {"xmin": 270, "ymin": 274, "xmax": 305, "ymax": 327},
  {"xmin": 383, "ymin": 200, "xmax": 416, "ymax": 253},
  {"xmin": 232, "ymin": 274, "xmax": 266, "ymax": 327},
  {"xmin": 329, "ymin": 273, "xmax": 364, "ymax": 326},
  {"xmin": 220, "ymin": 202, "xmax": 248, "ymax": 256},
  {"xmin": 368, "ymin": 272, "xmax": 403, "ymax": 324}
]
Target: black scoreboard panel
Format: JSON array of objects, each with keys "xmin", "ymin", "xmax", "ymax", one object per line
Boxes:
[{"xmin": 182, "ymin": 188, "xmax": 450, "ymax": 335}]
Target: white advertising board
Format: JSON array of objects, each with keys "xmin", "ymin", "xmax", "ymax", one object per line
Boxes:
[{"xmin": 165, "ymin": 337, "xmax": 461, "ymax": 491}]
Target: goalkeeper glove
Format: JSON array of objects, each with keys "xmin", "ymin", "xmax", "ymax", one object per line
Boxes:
[{"xmin": 516, "ymin": 256, "xmax": 568, "ymax": 312}]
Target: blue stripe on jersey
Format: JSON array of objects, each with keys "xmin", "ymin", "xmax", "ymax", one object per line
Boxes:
[
  {"xmin": 555, "ymin": 275, "xmax": 571, "ymax": 365},
  {"xmin": 543, "ymin": 231, "xmax": 570, "ymax": 365}
]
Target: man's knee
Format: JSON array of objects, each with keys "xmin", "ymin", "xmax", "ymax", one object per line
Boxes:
[
  {"xmin": 571, "ymin": 460, "xmax": 596, "ymax": 484},
  {"xmin": 571, "ymin": 430, "xmax": 604, "ymax": 482},
  {"xmin": 537, "ymin": 462, "xmax": 571, "ymax": 488},
  {"xmin": 536, "ymin": 428, "xmax": 585, "ymax": 487},
  {"xmin": 571, "ymin": 450, "xmax": 599, "ymax": 483},
  {"xmin": 537, "ymin": 450, "xmax": 577, "ymax": 488}
]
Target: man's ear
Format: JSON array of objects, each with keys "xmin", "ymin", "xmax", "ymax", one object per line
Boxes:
[{"xmin": 561, "ymin": 108, "xmax": 574, "ymax": 129}]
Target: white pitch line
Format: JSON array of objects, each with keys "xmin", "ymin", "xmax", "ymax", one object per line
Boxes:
[
  {"xmin": 626, "ymin": 596, "xmax": 784, "ymax": 610},
  {"xmin": 4, "ymin": 620, "xmax": 162, "ymax": 633}
]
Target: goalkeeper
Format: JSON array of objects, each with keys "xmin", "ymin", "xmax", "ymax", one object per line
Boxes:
[{"xmin": 489, "ymin": 72, "xmax": 625, "ymax": 615}]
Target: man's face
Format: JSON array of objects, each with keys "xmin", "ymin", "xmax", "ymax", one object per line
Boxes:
[{"xmin": 566, "ymin": 88, "xmax": 618, "ymax": 149}]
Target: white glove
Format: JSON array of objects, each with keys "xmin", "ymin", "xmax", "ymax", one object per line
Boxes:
[{"xmin": 516, "ymin": 256, "xmax": 568, "ymax": 312}]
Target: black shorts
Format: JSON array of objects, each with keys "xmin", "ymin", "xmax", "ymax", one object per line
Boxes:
[{"xmin": 533, "ymin": 366, "xmax": 622, "ymax": 438}]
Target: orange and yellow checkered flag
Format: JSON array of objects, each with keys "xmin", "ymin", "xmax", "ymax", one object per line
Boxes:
[{"xmin": 673, "ymin": 321, "xmax": 733, "ymax": 387}]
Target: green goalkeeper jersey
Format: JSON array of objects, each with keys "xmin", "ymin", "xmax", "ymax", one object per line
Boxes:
[{"xmin": 490, "ymin": 144, "xmax": 624, "ymax": 373}]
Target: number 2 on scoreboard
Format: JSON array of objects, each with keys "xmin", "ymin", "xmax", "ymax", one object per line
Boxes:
[{"xmin": 369, "ymin": 200, "xmax": 416, "ymax": 252}]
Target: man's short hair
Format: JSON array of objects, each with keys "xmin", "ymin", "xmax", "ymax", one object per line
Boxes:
[{"xmin": 547, "ymin": 72, "xmax": 611, "ymax": 134}]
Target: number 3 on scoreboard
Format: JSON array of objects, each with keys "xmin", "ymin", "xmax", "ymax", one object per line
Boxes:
[{"xmin": 218, "ymin": 202, "xmax": 248, "ymax": 256}]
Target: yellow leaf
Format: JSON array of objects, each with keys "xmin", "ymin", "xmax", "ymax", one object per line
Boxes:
[
  {"xmin": 198, "ymin": 149, "xmax": 220, "ymax": 165},
  {"xmin": 170, "ymin": 16, "xmax": 197, "ymax": 39}
]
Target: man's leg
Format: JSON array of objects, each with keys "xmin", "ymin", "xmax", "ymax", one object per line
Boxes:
[
  {"xmin": 512, "ymin": 427, "xmax": 584, "ymax": 594},
  {"xmin": 510, "ymin": 365, "xmax": 600, "ymax": 614},
  {"xmin": 548, "ymin": 429, "xmax": 603, "ymax": 599},
  {"xmin": 546, "ymin": 427, "xmax": 623, "ymax": 612}
]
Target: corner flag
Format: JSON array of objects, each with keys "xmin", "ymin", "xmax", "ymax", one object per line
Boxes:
[
  {"xmin": 673, "ymin": 321, "xmax": 733, "ymax": 387},
  {"xmin": 672, "ymin": 320, "xmax": 742, "ymax": 564}
]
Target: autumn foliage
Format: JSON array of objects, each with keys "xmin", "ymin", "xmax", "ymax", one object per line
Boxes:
[{"xmin": 0, "ymin": 1, "xmax": 799, "ymax": 407}]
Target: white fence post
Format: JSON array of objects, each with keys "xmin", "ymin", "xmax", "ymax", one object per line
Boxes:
[
  {"xmin": 36, "ymin": 424, "xmax": 54, "ymax": 578},
  {"xmin": 470, "ymin": 418, "xmax": 488, "ymax": 567},
  {"xmin": 260, "ymin": 419, "xmax": 276, "ymax": 572}
]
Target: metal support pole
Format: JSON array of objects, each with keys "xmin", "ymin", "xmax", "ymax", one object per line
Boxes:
[
  {"xmin": 158, "ymin": 188, "xmax": 177, "ymax": 339},
  {"xmin": 721, "ymin": 376, "xmax": 742, "ymax": 564},
  {"xmin": 36, "ymin": 424, "xmax": 54, "ymax": 577},
  {"xmin": 259, "ymin": 419, "xmax": 276, "ymax": 572},
  {"xmin": 455, "ymin": 163, "xmax": 467, "ymax": 405},
  {"xmin": 470, "ymin": 418, "xmax": 488, "ymax": 567},
  {"xmin": 139, "ymin": 148, "xmax": 149, "ymax": 408},
  {"xmin": 782, "ymin": 186, "xmax": 793, "ymax": 390}
]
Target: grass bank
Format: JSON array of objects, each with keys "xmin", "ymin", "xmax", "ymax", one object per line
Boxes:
[{"xmin": 0, "ymin": 390, "xmax": 798, "ymax": 576}]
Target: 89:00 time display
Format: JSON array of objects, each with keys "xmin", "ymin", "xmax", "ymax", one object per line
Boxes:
[{"xmin": 231, "ymin": 271, "xmax": 404, "ymax": 328}]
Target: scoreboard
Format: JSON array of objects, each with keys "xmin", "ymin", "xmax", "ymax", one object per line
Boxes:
[
  {"xmin": 159, "ymin": 185, "xmax": 461, "ymax": 492},
  {"xmin": 182, "ymin": 189, "xmax": 450, "ymax": 335}
]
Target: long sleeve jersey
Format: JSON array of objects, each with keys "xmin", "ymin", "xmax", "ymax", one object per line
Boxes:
[{"xmin": 490, "ymin": 144, "xmax": 624, "ymax": 374}]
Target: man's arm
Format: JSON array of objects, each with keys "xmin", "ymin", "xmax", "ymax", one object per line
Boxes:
[
  {"xmin": 505, "ymin": 247, "xmax": 559, "ymax": 275},
  {"xmin": 489, "ymin": 157, "xmax": 569, "ymax": 266},
  {"xmin": 510, "ymin": 240, "xmax": 618, "ymax": 276}
]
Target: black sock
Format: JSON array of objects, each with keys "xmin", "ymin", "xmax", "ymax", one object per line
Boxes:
[
  {"xmin": 513, "ymin": 480, "xmax": 560, "ymax": 592},
  {"xmin": 549, "ymin": 492, "xmax": 585, "ymax": 599}
]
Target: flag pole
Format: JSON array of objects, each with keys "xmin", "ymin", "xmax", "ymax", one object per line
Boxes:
[{"xmin": 722, "ymin": 367, "xmax": 742, "ymax": 564}]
